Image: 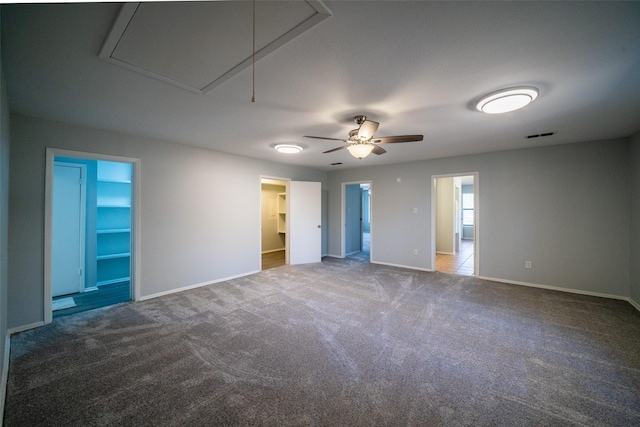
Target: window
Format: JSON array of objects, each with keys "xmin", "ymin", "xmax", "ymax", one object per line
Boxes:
[{"xmin": 462, "ymin": 193, "xmax": 474, "ymax": 226}]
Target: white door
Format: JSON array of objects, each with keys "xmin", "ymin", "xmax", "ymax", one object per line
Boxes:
[
  {"xmin": 52, "ymin": 163, "xmax": 85, "ymax": 297},
  {"xmin": 289, "ymin": 181, "xmax": 321, "ymax": 265}
]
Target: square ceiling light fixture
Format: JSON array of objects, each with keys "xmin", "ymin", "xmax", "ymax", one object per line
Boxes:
[{"xmin": 99, "ymin": 1, "xmax": 331, "ymax": 94}]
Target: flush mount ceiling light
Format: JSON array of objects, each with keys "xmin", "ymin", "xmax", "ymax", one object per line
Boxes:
[
  {"xmin": 274, "ymin": 144, "xmax": 303, "ymax": 154},
  {"xmin": 476, "ymin": 87, "xmax": 539, "ymax": 114}
]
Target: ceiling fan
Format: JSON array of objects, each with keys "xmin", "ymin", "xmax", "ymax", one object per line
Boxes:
[{"xmin": 304, "ymin": 115, "xmax": 423, "ymax": 159}]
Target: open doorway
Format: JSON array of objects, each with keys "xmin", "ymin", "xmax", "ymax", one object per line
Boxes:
[
  {"xmin": 261, "ymin": 178, "xmax": 288, "ymax": 270},
  {"xmin": 51, "ymin": 157, "xmax": 132, "ymax": 317},
  {"xmin": 45, "ymin": 149, "xmax": 140, "ymax": 323},
  {"xmin": 343, "ymin": 181, "xmax": 372, "ymax": 261},
  {"xmin": 432, "ymin": 174, "xmax": 477, "ymax": 276},
  {"xmin": 260, "ymin": 177, "xmax": 322, "ymax": 269}
]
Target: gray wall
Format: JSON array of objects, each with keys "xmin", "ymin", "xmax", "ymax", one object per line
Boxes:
[
  {"xmin": 327, "ymin": 139, "xmax": 631, "ymax": 297},
  {"xmin": 631, "ymin": 131, "xmax": 640, "ymax": 306},
  {"xmin": 8, "ymin": 114, "xmax": 326, "ymax": 329},
  {"xmin": 0, "ymin": 51, "xmax": 10, "ymax": 412}
]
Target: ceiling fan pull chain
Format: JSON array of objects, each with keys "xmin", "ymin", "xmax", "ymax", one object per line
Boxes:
[{"xmin": 251, "ymin": 0, "xmax": 256, "ymax": 103}]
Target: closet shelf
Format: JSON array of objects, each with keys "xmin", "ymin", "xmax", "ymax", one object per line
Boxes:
[
  {"xmin": 97, "ymin": 228, "xmax": 130, "ymax": 234},
  {"xmin": 97, "ymin": 277, "xmax": 130, "ymax": 287},
  {"xmin": 97, "ymin": 252, "xmax": 130, "ymax": 260},
  {"xmin": 97, "ymin": 179, "xmax": 131, "ymax": 184}
]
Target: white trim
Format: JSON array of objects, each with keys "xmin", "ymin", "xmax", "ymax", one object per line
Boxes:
[
  {"xmin": 138, "ymin": 270, "xmax": 259, "ymax": 301},
  {"xmin": 7, "ymin": 321, "xmax": 46, "ymax": 335},
  {"xmin": 261, "ymin": 248, "xmax": 285, "ymax": 255},
  {"xmin": 628, "ymin": 297, "xmax": 640, "ymax": 312},
  {"xmin": 44, "ymin": 150, "xmax": 54, "ymax": 323},
  {"xmin": 0, "ymin": 334, "xmax": 10, "ymax": 427},
  {"xmin": 371, "ymin": 260, "xmax": 433, "ymax": 272},
  {"xmin": 478, "ymin": 275, "xmax": 631, "ymax": 302},
  {"xmin": 324, "ymin": 254, "xmax": 343, "ymax": 259}
]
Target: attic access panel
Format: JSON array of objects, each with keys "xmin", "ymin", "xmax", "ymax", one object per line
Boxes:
[{"xmin": 99, "ymin": 1, "xmax": 331, "ymax": 94}]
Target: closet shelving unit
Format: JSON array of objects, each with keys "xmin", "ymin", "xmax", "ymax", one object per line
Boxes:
[
  {"xmin": 277, "ymin": 192, "xmax": 286, "ymax": 234},
  {"xmin": 96, "ymin": 162, "xmax": 131, "ymax": 286}
]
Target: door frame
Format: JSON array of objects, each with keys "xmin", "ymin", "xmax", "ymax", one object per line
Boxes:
[
  {"xmin": 259, "ymin": 176, "xmax": 290, "ymax": 268},
  {"xmin": 431, "ymin": 172, "xmax": 479, "ymax": 275},
  {"xmin": 52, "ymin": 161, "xmax": 87, "ymax": 297},
  {"xmin": 44, "ymin": 148, "xmax": 141, "ymax": 324},
  {"xmin": 341, "ymin": 180, "xmax": 372, "ymax": 259}
]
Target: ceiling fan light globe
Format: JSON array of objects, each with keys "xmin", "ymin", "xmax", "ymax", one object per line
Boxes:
[{"xmin": 347, "ymin": 143, "xmax": 374, "ymax": 159}]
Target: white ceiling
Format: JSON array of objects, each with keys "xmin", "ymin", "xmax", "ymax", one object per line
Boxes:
[{"xmin": 2, "ymin": 1, "xmax": 640, "ymax": 172}]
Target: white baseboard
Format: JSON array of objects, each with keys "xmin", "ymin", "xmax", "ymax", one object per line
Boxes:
[
  {"xmin": 324, "ymin": 254, "xmax": 343, "ymax": 259},
  {"xmin": 261, "ymin": 248, "xmax": 285, "ymax": 254},
  {"xmin": 478, "ymin": 276, "xmax": 630, "ymax": 302},
  {"xmin": 371, "ymin": 260, "xmax": 433, "ymax": 272},
  {"xmin": 629, "ymin": 297, "xmax": 640, "ymax": 312},
  {"xmin": 138, "ymin": 270, "xmax": 260, "ymax": 301},
  {"xmin": 7, "ymin": 321, "xmax": 45, "ymax": 336}
]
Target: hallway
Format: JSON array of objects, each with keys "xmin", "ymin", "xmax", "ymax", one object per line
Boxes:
[{"xmin": 436, "ymin": 239, "xmax": 474, "ymax": 275}]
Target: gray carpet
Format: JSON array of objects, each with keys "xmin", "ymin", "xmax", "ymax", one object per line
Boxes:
[{"xmin": 5, "ymin": 257, "xmax": 640, "ymax": 426}]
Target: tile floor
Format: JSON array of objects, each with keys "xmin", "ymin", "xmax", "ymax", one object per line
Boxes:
[{"xmin": 435, "ymin": 239, "xmax": 474, "ymax": 275}]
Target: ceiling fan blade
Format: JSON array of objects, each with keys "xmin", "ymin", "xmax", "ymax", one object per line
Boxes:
[
  {"xmin": 304, "ymin": 135, "xmax": 348, "ymax": 142},
  {"xmin": 371, "ymin": 145, "xmax": 387, "ymax": 155},
  {"xmin": 323, "ymin": 145, "xmax": 349, "ymax": 154},
  {"xmin": 371, "ymin": 135, "xmax": 424, "ymax": 144},
  {"xmin": 357, "ymin": 120, "xmax": 379, "ymax": 140}
]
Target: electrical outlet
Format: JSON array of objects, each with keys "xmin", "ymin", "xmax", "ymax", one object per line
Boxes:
[
  {"xmin": 414, "ymin": 249, "xmax": 418, "ymax": 255},
  {"xmin": 413, "ymin": 207, "xmax": 418, "ymax": 214},
  {"xmin": 525, "ymin": 261, "xmax": 532, "ymax": 269}
]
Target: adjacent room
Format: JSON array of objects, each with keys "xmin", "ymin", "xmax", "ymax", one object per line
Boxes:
[
  {"xmin": 51, "ymin": 157, "xmax": 133, "ymax": 318},
  {"xmin": 1, "ymin": 1, "xmax": 639, "ymax": 425}
]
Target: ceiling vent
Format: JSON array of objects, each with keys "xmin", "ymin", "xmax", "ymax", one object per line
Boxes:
[
  {"xmin": 526, "ymin": 132, "xmax": 555, "ymax": 139},
  {"xmin": 99, "ymin": 1, "xmax": 331, "ymax": 94}
]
